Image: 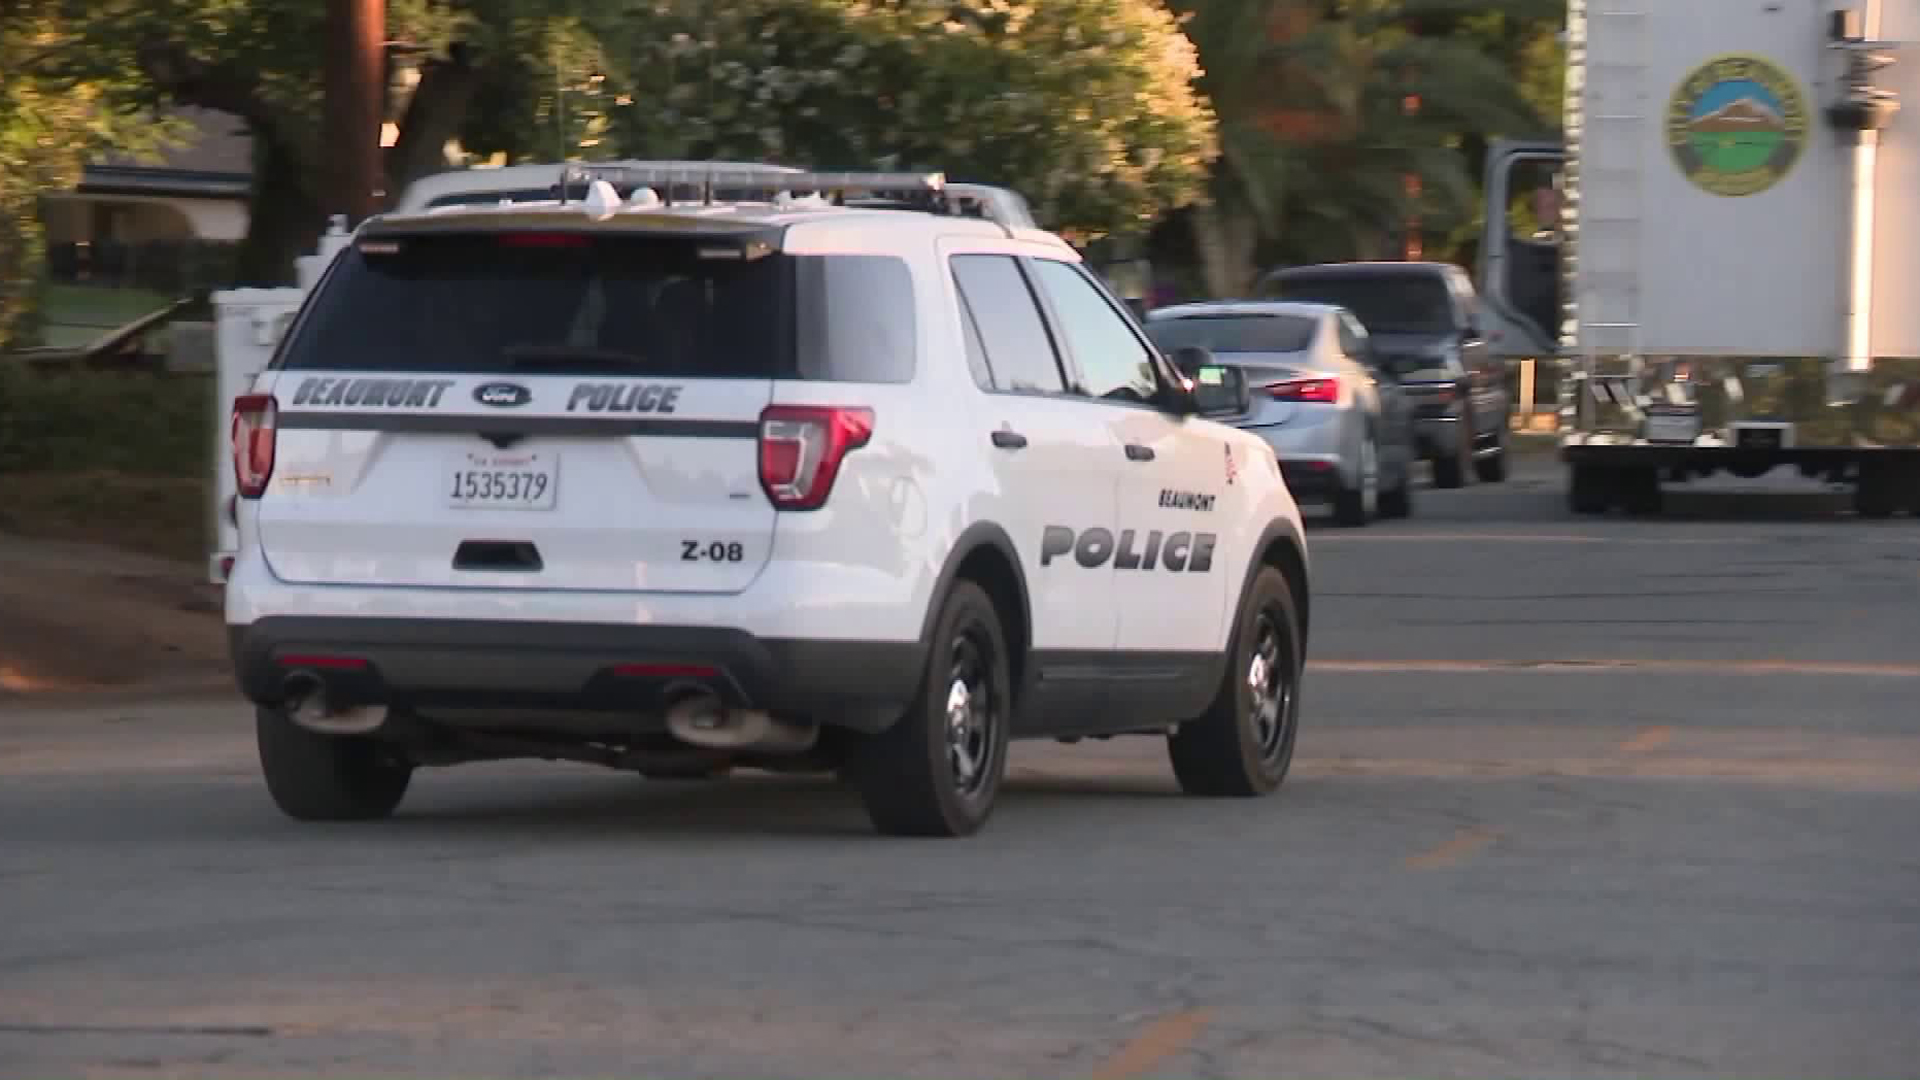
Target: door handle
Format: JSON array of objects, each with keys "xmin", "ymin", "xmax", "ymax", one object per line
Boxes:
[
  {"xmin": 1124, "ymin": 443, "xmax": 1156, "ymax": 462},
  {"xmin": 991, "ymin": 429, "xmax": 1028, "ymax": 450}
]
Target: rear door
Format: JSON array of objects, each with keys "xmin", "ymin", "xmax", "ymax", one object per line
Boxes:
[{"xmin": 254, "ymin": 227, "xmax": 791, "ymax": 594}]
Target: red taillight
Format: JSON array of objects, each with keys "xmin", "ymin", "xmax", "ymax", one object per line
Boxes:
[
  {"xmin": 757, "ymin": 405, "xmax": 875, "ymax": 511},
  {"xmin": 1266, "ymin": 378, "xmax": 1341, "ymax": 404},
  {"xmin": 231, "ymin": 393, "xmax": 278, "ymax": 499}
]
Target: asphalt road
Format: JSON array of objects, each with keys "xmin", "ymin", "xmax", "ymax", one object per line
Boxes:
[{"xmin": 5, "ymin": 454, "xmax": 1919, "ymax": 1079}]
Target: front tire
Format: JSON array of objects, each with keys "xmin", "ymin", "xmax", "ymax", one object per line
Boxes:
[
  {"xmin": 256, "ymin": 706, "xmax": 412, "ymax": 821},
  {"xmin": 1167, "ymin": 567, "xmax": 1303, "ymax": 797},
  {"xmin": 848, "ymin": 581, "xmax": 1011, "ymax": 837},
  {"xmin": 1475, "ymin": 422, "xmax": 1510, "ymax": 483}
]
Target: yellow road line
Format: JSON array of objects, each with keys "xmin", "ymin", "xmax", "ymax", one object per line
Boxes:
[
  {"xmin": 1310, "ymin": 658, "xmax": 1920, "ymax": 678},
  {"xmin": 1406, "ymin": 827, "xmax": 1497, "ymax": 870},
  {"xmin": 1620, "ymin": 726, "xmax": 1674, "ymax": 754},
  {"xmin": 1089, "ymin": 1009, "xmax": 1212, "ymax": 1080}
]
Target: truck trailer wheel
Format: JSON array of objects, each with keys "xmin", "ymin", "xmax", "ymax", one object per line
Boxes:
[
  {"xmin": 1619, "ymin": 467, "xmax": 1664, "ymax": 516},
  {"xmin": 1568, "ymin": 464, "xmax": 1613, "ymax": 514},
  {"xmin": 1855, "ymin": 462, "xmax": 1902, "ymax": 519}
]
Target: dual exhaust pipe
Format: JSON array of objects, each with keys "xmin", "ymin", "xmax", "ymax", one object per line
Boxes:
[{"xmin": 280, "ymin": 672, "xmax": 818, "ymax": 757}]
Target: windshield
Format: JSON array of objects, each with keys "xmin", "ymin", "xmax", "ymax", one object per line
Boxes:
[
  {"xmin": 276, "ymin": 233, "xmax": 915, "ymax": 382},
  {"xmin": 1265, "ymin": 273, "xmax": 1456, "ymax": 335},
  {"xmin": 1144, "ymin": 313, "xmax": 1318, "ymax": 354}
]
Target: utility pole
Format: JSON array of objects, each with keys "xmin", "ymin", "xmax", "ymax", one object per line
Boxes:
[{"xmin": 323, "ymin": 0, "xmax": 386, "ymax": 223}]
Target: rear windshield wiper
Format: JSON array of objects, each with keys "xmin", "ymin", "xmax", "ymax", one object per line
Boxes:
[{"xmin": 501, "ymin": 345, "xmax": 654, "ymax": 372}]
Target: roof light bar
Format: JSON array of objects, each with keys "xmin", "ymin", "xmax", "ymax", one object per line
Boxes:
[
  {"xmin": 558, "ymin": 163, "xmax": 946, "ymax": 205},
  {"xmin": 546, "ymin": 162, "xmax": 1035, "ymax": 233}
]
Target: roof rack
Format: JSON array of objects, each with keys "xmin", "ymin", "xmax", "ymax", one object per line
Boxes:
[{"xmin": 552, "ymin": 163, "xmax": 1037, "ymax": 234}]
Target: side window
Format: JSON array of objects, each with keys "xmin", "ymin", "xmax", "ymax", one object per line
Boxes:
[
  {"xmin": 1026, "ymin": 259, "xmax": 1161, "ymax": 405},
  {"xmin": 794, "ymin": 255, "xmax": 917, "ymax": 383},
  {"xmin": 949, "ymin": 255, "xmax": 1068, "ymax": 394}
]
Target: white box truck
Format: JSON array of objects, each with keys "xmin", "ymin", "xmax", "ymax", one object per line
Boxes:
[{"xmin": 1476, "ymin": 0, "xmax": 1920, "ymax": 516}]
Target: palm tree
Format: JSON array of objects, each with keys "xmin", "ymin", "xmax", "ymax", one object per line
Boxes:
[{"xmin": 1171, "ymin": 0, "xmax": 1557, "ymax": 297}]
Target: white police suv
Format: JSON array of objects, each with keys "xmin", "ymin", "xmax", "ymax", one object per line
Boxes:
[{"xmin": 225, "ymin": 165, "xmax": 1310, "ymax": 837}]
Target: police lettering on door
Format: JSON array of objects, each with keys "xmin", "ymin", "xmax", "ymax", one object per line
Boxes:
[{"xmin": 1040, "ymin": 526, "xmax": 1217, "ymax": 573}]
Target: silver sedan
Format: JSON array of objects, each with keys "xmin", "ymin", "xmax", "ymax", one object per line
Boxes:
[{"xmin": 1143, "ymin": 300, "xmax": 1417, "ymax": 526}]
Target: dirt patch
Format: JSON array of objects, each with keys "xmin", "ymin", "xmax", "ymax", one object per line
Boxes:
[{"xmin": 0, "ymin": 532, "xmax": 228, "ymax": 699}]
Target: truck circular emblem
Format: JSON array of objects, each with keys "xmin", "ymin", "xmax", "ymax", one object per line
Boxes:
[
  {"xmin": 1665, "ymin": 53, "xmax": 1808, "ymax": 197},
  {"xmin": 473, "ymin": 382, "xmax": 532, "ymax": 407}
]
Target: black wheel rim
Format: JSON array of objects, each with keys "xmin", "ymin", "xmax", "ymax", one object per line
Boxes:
[
  {"xmin": 944, "ymin": 626, "xmax": 1000, "ymax": 797},
  {"xmin": 1246, "ymin": 610, "xmax": 1293, "ymax": 760}
]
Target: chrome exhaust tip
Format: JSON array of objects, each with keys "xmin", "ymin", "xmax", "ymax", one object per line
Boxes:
[{"xmin": 281, "ymin": 672, "xmax": 386, "ymax": 736}]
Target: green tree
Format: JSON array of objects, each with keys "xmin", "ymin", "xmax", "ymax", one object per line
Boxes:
[
  {"xmin": 1172, "ymin": 0, "xmax": 1558, "ymax": 297},
  {"xmin": 0, "ymin": 2, "xmax": 174, "ymax": 346},
  {"xmin": 587, "ymin": 0, "xmax": 1221, "ymax": 239}
]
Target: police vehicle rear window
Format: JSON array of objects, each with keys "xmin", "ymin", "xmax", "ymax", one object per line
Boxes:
[
  {"xmin": 275, "ymin": 233, "xmax": 915, "ymax": 383},
  {"xmin": 1145, "ymin": 314, "xmax": 1318, "ymax": 355}
]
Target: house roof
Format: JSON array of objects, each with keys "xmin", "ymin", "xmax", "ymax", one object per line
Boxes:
[{"xmin": 81, "ymin": 107, "xmax": 254, "ymax": 199}]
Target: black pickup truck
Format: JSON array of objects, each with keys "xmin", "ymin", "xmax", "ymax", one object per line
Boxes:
[{"xmin": 1258, "ymin": 261, "xmax": 1510, "ymax": 487}]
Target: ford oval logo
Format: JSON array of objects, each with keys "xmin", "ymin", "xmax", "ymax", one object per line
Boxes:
[{"xmin": 473, "ymin": 382, "xmax": 532, "ymax": 408}]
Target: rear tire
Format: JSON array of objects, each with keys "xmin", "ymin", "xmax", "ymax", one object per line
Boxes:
[
  {"xmin": 256, "ymin": 706, "xmax": 412, "ymax": 822},
  {"xmin": 848, "ymin": 581, "xmax": 1011, "ymax": 837},
  {"xmin": 1855, "ymin": 462, "xmax": 1905, "ymax": 519},
  {"xmin": 1333, "ymin": 435, "xmax": 1377, "ymax": 527},
  {"xmin": 1568, "ymin": 464, "xmax": 1613, "ymax": 515},
  {"xmin": 1167, "ymin": 567, "xmax": 1302, "ymax": 798},
  {"xmin": 1619, "ymin": 467, "xmax": 1664, "ymax": 516}
]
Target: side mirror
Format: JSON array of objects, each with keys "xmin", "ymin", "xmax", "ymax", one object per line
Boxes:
[
  {"xmin": 1196, "ymin": 365, "xmax": 1251, "ymax": 417},
  {"xmin": 1462, "ymin": 315, "xmax": 1484, "ymax": 342},
  {"xmin": 1169, "ymin": 347, "xmax": 1250, "ymax": 418}
]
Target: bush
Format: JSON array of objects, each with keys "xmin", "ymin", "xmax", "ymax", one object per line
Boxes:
[{"xmin": 0, "ymin": 366, "xmax": 211, "ymax": 477}]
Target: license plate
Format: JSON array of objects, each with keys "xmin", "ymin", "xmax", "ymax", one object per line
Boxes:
[
  {"xmin": 447, "ymin": 449, "xmax": 558, "ymax": 510},
  {"xmin": 1643, "ymin": 406, "xmax": 1700, "ymax": 444}
]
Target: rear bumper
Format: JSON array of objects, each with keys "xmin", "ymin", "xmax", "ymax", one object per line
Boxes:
[
  {"xmin": 229, "ymin": 616, "xmax": 925, "ymax": 734},
  {"xmin": 1276, "ymin": 457, "xmax": 1342, "ymax": 503}
]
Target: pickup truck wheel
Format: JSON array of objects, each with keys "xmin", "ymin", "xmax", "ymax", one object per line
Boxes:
[
  {"xmin": 1167, "ymin": 567, "xmax": 1302, "ymax": 797},
  {"xmin": 1475, "ymin": 423, "xmax": 1510, "ymax": 483},
  {"xmin": 848, "ymin": 580, "xmax": 1010, "ymax": 837},
  {"xmin": 256, "ymin": 706, "xmax": 412, "ymax": 821},
  {"xmin": 1432, "ymin": 417, "xmax": 1471, "ymax": 489},
  {"xmin": 1379, "ymin": 464, "xmax": 1415, "ymax": 519}
]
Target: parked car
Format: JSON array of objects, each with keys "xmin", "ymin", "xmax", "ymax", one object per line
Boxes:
[
  {"xmin": 1257, "ymin": 261, "xmax": 1510, "ymax": 487},
  {"xmin": 1143, "ymin": 300, "xmax": 1416, "ymax": 526}
]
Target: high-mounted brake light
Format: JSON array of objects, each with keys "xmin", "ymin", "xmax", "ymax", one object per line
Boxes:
[
  {"xmin": 500, "ymin": 232, "xmax": 591, "ymax": 248},
  {"xmin": 1266, "ymin": 377, "xmax": 1341, "ymax": 404},
  {"xmin": 758, "ymin": 405, "xmax": 875, "ymax": 511},
  {"xmin": 231, "ymin": 393, "xmax": 278, "ymax": 499}
]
